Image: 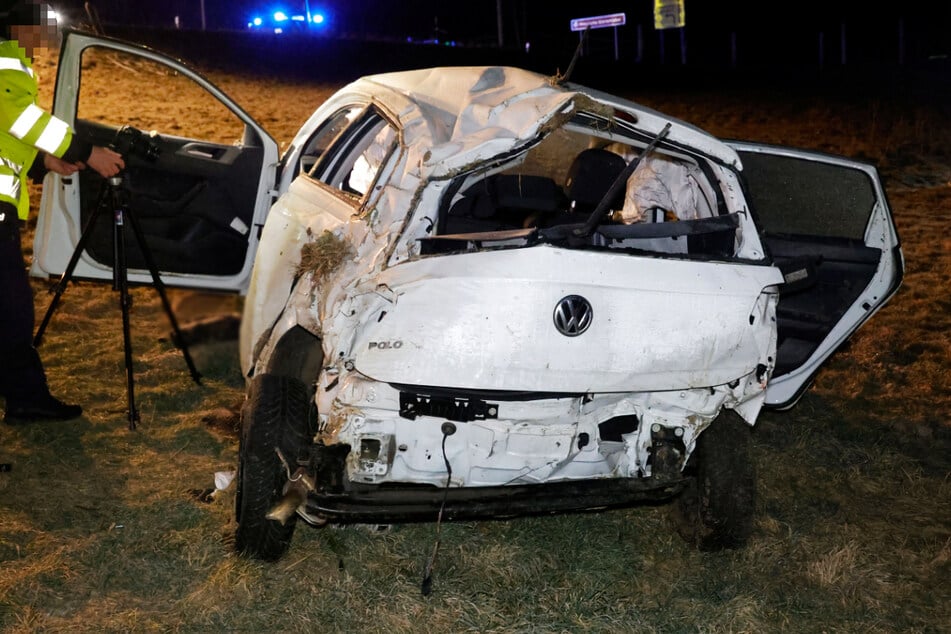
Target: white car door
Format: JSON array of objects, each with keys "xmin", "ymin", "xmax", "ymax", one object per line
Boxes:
[
  {"xmin": 31, "ymin": 29, "xmax": 280, "ymax": 293},
  {"xmin": 729, "ymin": 142, "xmax": 904, "ymax": 409}
]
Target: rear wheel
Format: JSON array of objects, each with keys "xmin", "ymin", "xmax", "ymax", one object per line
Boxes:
[
  {"xmin": 672, "ymin": 409, "xmax": 756, "ymax": 551},
  {"xmin": 234, "ymin": 374, "xmax": 312, "ymax": 561}
]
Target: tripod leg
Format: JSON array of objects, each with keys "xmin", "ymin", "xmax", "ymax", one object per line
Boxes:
[
  {"xmin": 123, "ymin": 204, "xmax": 202, "ymax": 385},
  {"xmin": 34, "ymin": 181, "xmax": 110, "ymax": 347},
  {"xmin": 114, "ymin": 207, "xmax": 140, "ymax": 430}
]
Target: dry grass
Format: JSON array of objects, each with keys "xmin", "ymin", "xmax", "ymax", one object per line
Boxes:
[
  {"xmin": 0, "ymin": 48, "xmax": 948, "ymax": 633},
  {"xmin": 297, "ymin": 230, "xmax": 355, "ymax": 280}
]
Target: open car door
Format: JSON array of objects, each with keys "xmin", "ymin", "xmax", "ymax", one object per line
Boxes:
[
  {"xmin": 730, "ymin": 142, "xmax": 904, "ymax": 409},
  {"xmin": 31, "ymin": 29, "xmax": 279, "ymax": 293}
]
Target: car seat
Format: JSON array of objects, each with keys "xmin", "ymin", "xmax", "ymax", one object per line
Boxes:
[
  {"xmin": 564, "ymin": 148, "xmax": 628, "ymax": 215},
  {"xmin": 444, "ymin": 174, "xmax": 568, "ymax": 234}
]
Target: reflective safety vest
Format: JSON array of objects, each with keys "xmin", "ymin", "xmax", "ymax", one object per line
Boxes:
[{"xmin": 0, "ymin": 39, "xmax": 75, "ymax": 220}]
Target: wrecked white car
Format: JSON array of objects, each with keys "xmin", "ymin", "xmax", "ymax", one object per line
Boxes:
[
  {"xmin": 231, "ymin": 66, "xmax": 904, "ymax": 559},
  {"xmin": 33, "ymin": 31, "xmax": 902, "ymax": 560}
]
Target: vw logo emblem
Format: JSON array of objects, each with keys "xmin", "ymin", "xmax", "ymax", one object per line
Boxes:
[{"xmin": 553, "ymin": 295, "xmax": 592, "ymax": 337}]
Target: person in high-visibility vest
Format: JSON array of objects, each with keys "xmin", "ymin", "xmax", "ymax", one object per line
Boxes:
[{"xmin": 0, "ymin": 1, "xmax": 124, "ymax": 422}]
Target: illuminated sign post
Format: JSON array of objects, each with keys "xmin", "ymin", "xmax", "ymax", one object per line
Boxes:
[
  {"xmin": 654, "ymin": 0, "xmax": 685, "ymax": 30},
  {"xmin": 569, "ymin": 12, "xmax": 627, "ymax": 60},
  {"xmin": 652, "ymin": 0, "xmax": 686, "ymax": 65},
  {"xmin": 570, "ymin": 13, "xmax": 627, "ymax": 31}
]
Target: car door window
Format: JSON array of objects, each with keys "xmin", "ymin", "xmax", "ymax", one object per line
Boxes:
[
  {"xmin": 346, "ymin": 123, "xmax": 398, "ymax": 196},
  {"xmin": 77, "ymin": 46, "xmax": 246, "ymax": 145},
  {"xmin": 308, "ymin": 108, "xmax": 397, "ymax": 200},
  {"xmin": 297, "ymin": 106, "xmax": 361, "ymax": 175},
  {"xmin": 65, "ymin": 44, "xmax": 272, "ymax": 278},
  {"xmin": 740, "ymin": 152, "xmax": 876, "ymax": 240}
]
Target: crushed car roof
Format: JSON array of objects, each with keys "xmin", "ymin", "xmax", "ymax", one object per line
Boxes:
[{"xmin": 349, "ymin": 66, "xmax": 742, "ymax": 173}]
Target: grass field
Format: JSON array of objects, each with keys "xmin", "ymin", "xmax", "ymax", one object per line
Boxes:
[{"xmin": 0, "ymin": 46, "xmax": 948, "ymax": 633}]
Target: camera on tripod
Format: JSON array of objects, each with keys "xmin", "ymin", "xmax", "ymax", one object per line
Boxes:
[
  {"xmin": 109, "ymin": 125, "xmax": 161, "ymax": 163},
  {"xmin": 35, "ymin": 123, "xmax": 200, "ymax": 429}
]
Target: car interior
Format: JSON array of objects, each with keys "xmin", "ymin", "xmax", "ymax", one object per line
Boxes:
[{"xmin": 423, "ymin": 115, "xmax": 739, "ymax": 258}]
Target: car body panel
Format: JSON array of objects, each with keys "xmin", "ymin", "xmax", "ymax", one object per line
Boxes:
[{"xmin": 352, "ymin": 249, "xmax": 781, "ymax": 393}]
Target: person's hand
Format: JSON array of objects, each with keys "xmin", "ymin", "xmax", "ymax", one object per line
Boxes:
[
  {"xmin": 43, "ymin": 153, "xmax": 81, "ymax": 176},
  {"xmin": 84, "ymin": 146, "xmax": 126, "ymax": 178}
]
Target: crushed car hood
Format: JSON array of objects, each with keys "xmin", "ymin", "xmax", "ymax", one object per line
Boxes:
[{"xmin": 350, "ymin": 247, "xmax": 782, "ymax": 393}]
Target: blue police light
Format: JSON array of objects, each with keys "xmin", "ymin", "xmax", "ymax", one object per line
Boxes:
[{"xmin": 248, "ymin": 6, "xmax": 329, "ymax": 33}]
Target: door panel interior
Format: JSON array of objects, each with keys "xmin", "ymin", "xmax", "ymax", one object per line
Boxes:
[
  {"xmin": 75, "ymin": 120, "xmax": 263, "ymax": 275},
  {"xmin": 764, "ymin": 233, "xmax": 881, "ymax": 375}
]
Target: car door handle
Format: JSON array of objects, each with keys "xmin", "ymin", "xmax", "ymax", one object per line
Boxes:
[{"xmin": 183, "ymin": 145, "xmax": 225, "ymax": 160}]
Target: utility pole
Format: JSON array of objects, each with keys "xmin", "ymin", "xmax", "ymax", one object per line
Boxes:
[{"xmin": 497, "ymin": 0, "xmax": 504, "ymax": 47}]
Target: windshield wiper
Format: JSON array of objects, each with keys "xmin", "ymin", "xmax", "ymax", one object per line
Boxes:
[{"xmin": 572, "ymin": 122, "xmax": 672, "ymax": 239}]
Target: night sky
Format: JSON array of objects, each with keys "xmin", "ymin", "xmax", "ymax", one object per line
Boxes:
[{"xmin": 49, "ymin": 0, "xmax": 950, "ymax": 68}]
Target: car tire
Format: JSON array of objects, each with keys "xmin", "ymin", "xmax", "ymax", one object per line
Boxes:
[
  {"xmin": 234, "ymin": 373, "xmax": 312, "ymax": 561},
  {"xmin": 672, "ymin": 409, "xmax": 756, "ymax": 551}
]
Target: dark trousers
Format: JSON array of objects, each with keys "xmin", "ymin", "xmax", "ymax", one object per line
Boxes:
[{"xmin": 0, "ymin": 201, "xmax": 50, "ymax": 403}]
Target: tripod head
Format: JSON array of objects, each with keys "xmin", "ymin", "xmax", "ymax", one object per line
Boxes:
[{"xmin": 109, "ymin": 125, "xmax": 162, "ymax": 164}]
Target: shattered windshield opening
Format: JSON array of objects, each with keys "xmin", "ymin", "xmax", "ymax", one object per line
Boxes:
[{"xmin": 418, "ymin": 112, "xmax": 739, "ymax": 260}]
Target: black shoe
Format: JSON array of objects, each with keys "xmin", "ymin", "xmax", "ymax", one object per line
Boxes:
[{"xmin": 4, "ymin": 395, "xmax": 83, "ymax": 423}]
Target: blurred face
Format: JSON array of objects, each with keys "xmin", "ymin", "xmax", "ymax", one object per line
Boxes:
[{"xmin": 8, "ymin": 4, "xmax": 58, "ymax": 58}]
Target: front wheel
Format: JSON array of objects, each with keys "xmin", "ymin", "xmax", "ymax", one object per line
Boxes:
[
  {"xmin": 672, "ymin": 409, "xmax": 756, "ymax": 551},
  {"xmin": 234, "ymin": 374, "xmax": 312, "ymax": 561}
]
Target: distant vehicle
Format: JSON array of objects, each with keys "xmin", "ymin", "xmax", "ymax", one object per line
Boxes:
[
  {"xmin": 247, "ymin": 7, "xmax": 326, "ymax": 34},
  {"xmin": 35, "ymin": 30, "xmax": 903, "ymax": 562}
]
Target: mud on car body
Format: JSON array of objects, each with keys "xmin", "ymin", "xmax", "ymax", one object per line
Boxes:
[{"xmin": 32, "ymin": 31, "xmax": 902, "ymax": 561}]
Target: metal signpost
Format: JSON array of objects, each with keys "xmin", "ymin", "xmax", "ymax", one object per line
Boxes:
[{"xmin": 569, "ymin": 12, "xmax": 626, "ymax": 61}]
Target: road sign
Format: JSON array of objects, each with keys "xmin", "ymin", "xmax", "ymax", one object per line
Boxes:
[
  {"xmin": 570, "ymin": 13, "xmax": 626, "ymax": 32},
  {"xmin": 654, "ymin": 0, "xmax": 685, "ymax": 30}
]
